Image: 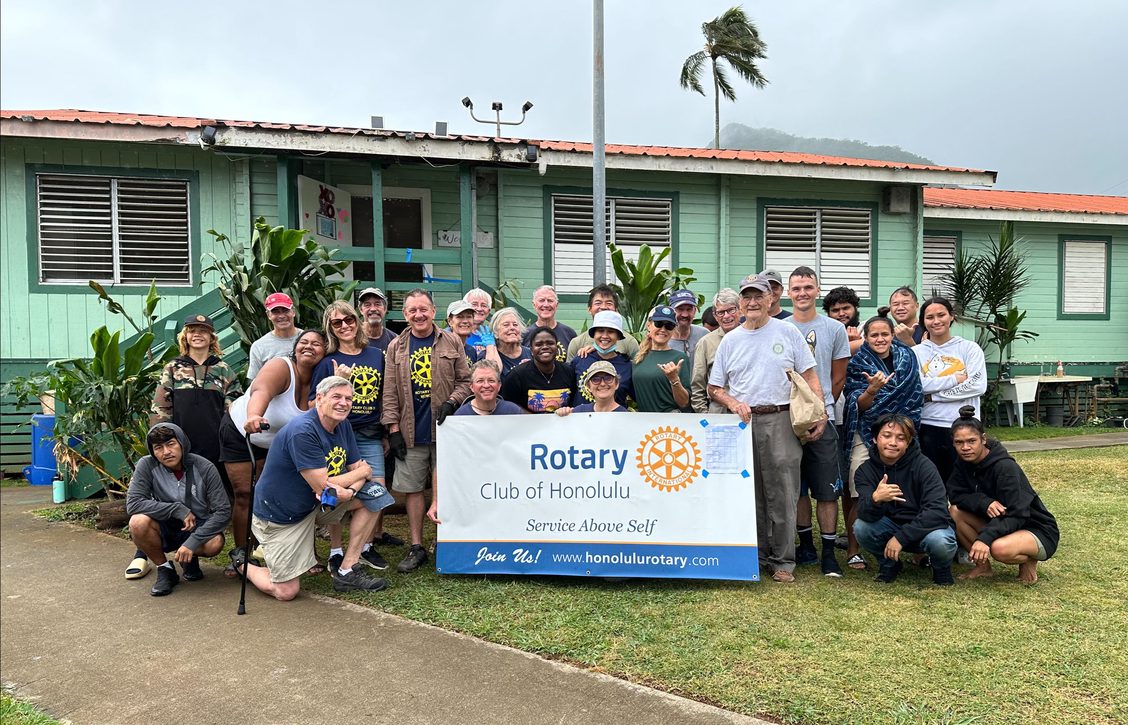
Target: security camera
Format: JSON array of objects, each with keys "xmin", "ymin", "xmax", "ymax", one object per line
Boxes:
[
  {"xmin": 461, "ymin": 97, "xmax": 473, "ymax": 109},
  {"xmin": 522, "ymin": 101, "xmax": 534, "ymax": 113}
]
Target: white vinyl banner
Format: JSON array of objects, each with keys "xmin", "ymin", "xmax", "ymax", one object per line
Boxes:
[{"xmin": 436, "ymin": 413, "xmax": 759, "ymax": 581}]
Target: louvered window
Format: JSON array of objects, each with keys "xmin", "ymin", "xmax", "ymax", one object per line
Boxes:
[
  {"xmin": 922, "ymin": 234, "xmax": 957, "ymax": 295},
  {"xmin": 764, "ymin": 206, "xmax": 871, "ymax": 298},
  {"xmin": 551, "ymin": 194, "xmax": 672, "ymax": 295},
  {"xmin": 1061, "ymin": 239, "xmax": 1108, "ymax": 315},
  {"xmin": 36, "ymin": 174, "xmax": 192, "ymax": 285}
]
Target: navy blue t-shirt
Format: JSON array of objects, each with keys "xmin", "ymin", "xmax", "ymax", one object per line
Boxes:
[
  {"xmin": 499, "ymin": 346, "xmax": 532, "ymax": 379},
  {"xmin": 369, "ymin": 328, "xmax": 397, "ymax": 352},
  {"xmin": 463, "ymin": 343, "xmax": 483, "ymax": 369},
  {"xmin": 253, "ymin": 409, "xmax": 361, "ymax": 524},
  {"xmin": 571, "ymin": 352, "xmax": 634, "ymax": 407},
  {"xmin": 410, "ymin": 331, "xmax": 436, "ymax": 445},
  {"xmin": 454, "ymin": 399, "xmax": 525, "ymax": 416},
  {"xmin": 309, "ymin": 346, "xmax": 385, "ymax": 429}
]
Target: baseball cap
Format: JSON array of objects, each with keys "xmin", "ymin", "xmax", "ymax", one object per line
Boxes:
[
  {"xmin": 585, "ymin": 360, "xmax": 620, "ymax": 380},
  {"xmin": 182, "ymin": 314, "xmax": 215, "ymax": 331},
  {"xmin": 650, "ymin": 305, "xmax": 677, "ymax": 325},
  {"xmin": 354, "ymin": 480, "xmax": 396, "ymax": 512},
  {"xmin": 669, "ymin": 289, "xmax": 697, "ymax": 309},
  {"xmin": 759, "ymin": 269, "xmax": 783, "ymax": 288},
  {"xmin": 739, "ymin": 274, "xmax": 772, "ymax": 294},
  {"xmin": 357, "ymin": 287, "xmax": 388, "ymax": 303},
  {"xmin": 446, "ymin": 300, "xmax": 474, "ymax": 317},
  {"xmin": 263, "ymin": 292, "xmax": 294, "ymax": 310},
  {"xmin": 590, "ymin": 310, "xmax": 624, "ymax": 337}
]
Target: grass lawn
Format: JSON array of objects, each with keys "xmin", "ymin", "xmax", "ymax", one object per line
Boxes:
[
  {"xmin": 33, "ymin": 447, "xmax": 1128, "ymax": 724},
  {"xmin": 1, "ymin": 689, "xmax": 59, "ymax": 725},
  {"xmin": 986, "ymin": 424, "xmax": 1114, "ymax": 442}
]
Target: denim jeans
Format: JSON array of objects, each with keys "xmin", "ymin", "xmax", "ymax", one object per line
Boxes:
[
  {"xmin": 853, "ymin": 516, "xmax": 956, "ymax": 567},
  {"xmin": 355, "ymin": 432, "xmax": 386, "ymax": 480}
]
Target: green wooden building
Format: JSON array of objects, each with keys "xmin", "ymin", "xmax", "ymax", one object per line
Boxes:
[{"xmin": 1, "ymin": 109, "xmax": 1125, "ymax": 471}]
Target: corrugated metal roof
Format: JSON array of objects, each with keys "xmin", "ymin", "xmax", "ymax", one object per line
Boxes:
[
  {"xmin": 2, "ymin": 108, "xmax": 989, "ymax": 175},
  {"xmin": 924, "ymin": 187, "xmax": 1128, "ymax": 216}
]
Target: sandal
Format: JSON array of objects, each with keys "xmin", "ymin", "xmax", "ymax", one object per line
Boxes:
[
  {"xmin": 223, "ymin": 563, "xmax": 238, "ymax": 579},
  {"xmin": 125, "ymin": 555, "xmax": 152, "ymax": 580},
  {"xmin": 229, "ymin": 547, "xmax": 260, "ymax": 576},
  {"xmin": 846, "ymin": 554, "xmax": 868, "ymax": 570},
  {"xmin": 306, "ymin": 562, "xmax": 326, "ymax": 576}
]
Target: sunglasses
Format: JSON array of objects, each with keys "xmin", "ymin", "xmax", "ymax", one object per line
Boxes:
[
  {"xmin": 329, "ymin": 316, "xmax": 357, "ymax": 329},
  {"xmin": 588, "ymin": 373, "xmax": 617, "ymax": 386},
  {"xmin": 652, "ymin": 320, "xmax": 676, "ymax": 330}
]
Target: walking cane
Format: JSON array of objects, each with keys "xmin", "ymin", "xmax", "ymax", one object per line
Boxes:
[{"xmin": 237, "ymin": 423, "xmax": 267, "ymax": 615}]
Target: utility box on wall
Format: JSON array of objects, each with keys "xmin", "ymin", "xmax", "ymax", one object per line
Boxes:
[{"xmin": 883, "ymin": 186, "xmax": 912, "ymax": 214}]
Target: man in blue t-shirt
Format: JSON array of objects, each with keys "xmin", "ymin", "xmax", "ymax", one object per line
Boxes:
[{"xmin": 238, "ymin": 376, "xmax": 394, "ymax": 600}]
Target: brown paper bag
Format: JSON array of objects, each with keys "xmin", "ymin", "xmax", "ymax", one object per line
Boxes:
[{"xmin": 786, "ymin": 369, "xmax": 825, "ymax": 439}]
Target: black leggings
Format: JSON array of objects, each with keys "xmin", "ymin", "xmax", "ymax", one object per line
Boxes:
[{"xmin": 919, "ymin": 424, "xmax": 956, "ymax": 483}]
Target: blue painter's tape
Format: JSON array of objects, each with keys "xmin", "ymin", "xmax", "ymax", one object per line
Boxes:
[
  {"xmin": 405, "ymin": 248, "xmax": 413, "ymax": 262},
  {"xmin": 702, "ymin": 470, "xmax": 710, "ymax": 478},
  {"xmin": 741, "ymin": 470, "xmax": 750, "ymax": 478},
  {"xmin": 423, "ymin": 275, "xmax": 462, "ymax": 285},
  {"xmin": 738, "ymin": 421, "xmax": 748, "ymax": 429},
  {"xmin": 699, "ymin": 419, "xmax": 709, "ymax": 428}
]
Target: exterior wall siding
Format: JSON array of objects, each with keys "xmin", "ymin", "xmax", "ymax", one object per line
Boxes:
[
  {"xmin": 927, "ymin": 218, "xmax": 1127, "ymax": 366},
  {"xmin": 1, "ymin": 137, "xmax": 241, "ymax": 360}
]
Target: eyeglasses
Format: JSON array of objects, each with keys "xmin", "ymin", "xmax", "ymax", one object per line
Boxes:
[
  {"xmin": 588, "ymin": 373, "xmax": 617, "ymax": 386},
  {"xmin": 714, "ymin": 307, "xmax": 738, "ymax": 318},
  {"xmin": 652, "ymin": 321, "xmax": 676, "ymax": 330},
  {"xmin": 329, "ymin": 316, "xmax": 357, "ymax": 329}
]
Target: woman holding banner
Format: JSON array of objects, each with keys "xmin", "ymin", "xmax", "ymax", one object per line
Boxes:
[
  {"xmin": 632, "ymin": 306, "xmax": 691, "ymax": 413},
  {"xmin": 501, "ymin": 327, "xmax": 577, "ymax": 414},
  {"xmin": 556, "ymin": 360, "xmax": 629, "ymax": 415},
  {"xmin": 569, "ymin": 310, "xmax": 634, "ymax": 410},
  {"xmin": 455, "ymin": 360, "xmax": 524, "ymax": 416}
]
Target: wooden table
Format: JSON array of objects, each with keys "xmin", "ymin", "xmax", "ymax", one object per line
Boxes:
[{"xmin": 1033, "ymin": 375, "xmax": 1093, "ymax": 424}]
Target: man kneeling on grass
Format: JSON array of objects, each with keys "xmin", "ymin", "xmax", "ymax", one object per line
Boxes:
[
  {"xmin": 235, "ymin": 376, "xmax": 394, "ymax": 600},
  {"xmin": 947, "ymin": 406, "xmax": 1059, "ymax": 584},
  {"xmin": 853, "ymin": 413, "xmax": 957, "ymax": 586},
  {"xmin": 127, "ymin": 423, "xmax": 231, "ymax": 597}
]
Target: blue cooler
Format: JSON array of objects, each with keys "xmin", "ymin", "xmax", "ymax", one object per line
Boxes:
[{"xmin": 23, "ymin": 414, "xmax": 58, "ymax": 486}]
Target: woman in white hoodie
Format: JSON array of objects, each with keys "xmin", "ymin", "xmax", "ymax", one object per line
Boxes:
[{"xmin": 913, "ymin": 297, "xmax": 987, "ymax": 481}]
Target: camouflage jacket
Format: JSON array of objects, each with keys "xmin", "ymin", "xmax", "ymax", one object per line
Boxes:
[{"xmin": 151, "ymin": 355, "xmax": 242, "ymax": 461}]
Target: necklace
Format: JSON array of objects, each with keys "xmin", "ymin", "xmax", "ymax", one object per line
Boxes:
[
  {"xmin": 471, "ymin": 400, "xmax": 497, "ymax": 415},
  {"xmin": 534, "ymin": 362, "xmax": 557, "ymax": 386}
]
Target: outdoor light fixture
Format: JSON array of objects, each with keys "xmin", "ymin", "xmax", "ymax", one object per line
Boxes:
[
  {"xmin": 461, "ymin": 96, "xmax": 535, "ymax": 139},
  {"xmin": 200, "ymin": 125, "xmax": 218, "ymax": 146}
]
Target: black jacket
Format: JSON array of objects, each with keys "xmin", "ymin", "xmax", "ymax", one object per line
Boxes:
[
  {"xmin": 947, "ymin": 441, "xmax": 1059, "ymax": 557},
  {"xmin": 855, "ymin": 443, "xmax": 953, "ymax": 550}
]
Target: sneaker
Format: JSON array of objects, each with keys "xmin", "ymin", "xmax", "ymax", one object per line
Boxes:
[
  {"xmin": 328, "ymin": 553, "xmax": 344, "ymax": 574},
  {"xmin": 332, "ymin": 567, "xmax": 388, "ymax": 592},
  {"xmin": 932, "ymin": 564, "xmax": 955, "ymax": 586},
  {"xmin": 835, "ymin": 534, "xmax": 849, "ymax": 551},
  {"xmin": 796, "ymin": 544, "xmax": 819, "ymax": 566},
  {"xmin": 374, "ymin": 532, "xmax": 405, "ymax": 547},
  {"xmin": 874, "ymin": 561, "xmax": 903, "ymax": 584},
  {"xmin": 359, "ymin": 548, "xmax": 389, "ymax": 570},
  {"xmin": 150, "ymin": 565, "xmax": 179, "ymax": 596},
  {"xmin": 771, "ymin": 569, "xmax": 796, "ymax": 583},
  {"xmin": 396, "ymin": 544, "xmax": 428, "ymax": 573},
  {"xmin": 821, "ymin": 553, "xmax": 844, "ymax": 578},
  {"xmin": 181, "ymin": 556, "xmax": 204, "ymax": 581}
]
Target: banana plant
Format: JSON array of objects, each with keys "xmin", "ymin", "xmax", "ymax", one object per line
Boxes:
[
  {"xmin": 609, "ymin": 242, "xmax": 698, "ymax": 338},
  {"xmin": 203, "ymin": 217, "xmax": 354, "ymax": 353}
]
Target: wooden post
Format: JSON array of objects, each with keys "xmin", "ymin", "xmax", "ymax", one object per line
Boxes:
[{"xmin": 370, "ymin": 161, "xmax": 386, "ymax": 289}]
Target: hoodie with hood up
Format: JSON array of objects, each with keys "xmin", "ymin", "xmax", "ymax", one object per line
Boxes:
[
  {"xmin": 127, "ymin": 423, "xmax": 231, "ymax": 552},
  {"xmin": 855, "ymin": 441, "xmax": 953, "ymax": 550},
  {"xmin": 947, "ymin": 440, "xmax": 1059, "ymax": 557}
]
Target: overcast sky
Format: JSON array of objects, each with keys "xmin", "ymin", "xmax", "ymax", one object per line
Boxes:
[{"xmin": 3, "ymin": 1, "xmax": 1126, "ymax": 194}]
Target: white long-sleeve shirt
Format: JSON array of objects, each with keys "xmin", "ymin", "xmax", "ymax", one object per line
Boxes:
[{"xmin": 913, "ymin": 336, "xmax": 988, "ymax": 427}]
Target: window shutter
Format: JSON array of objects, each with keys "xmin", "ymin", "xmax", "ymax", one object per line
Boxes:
[
  {"xmin": 35, "ymin": 174, "xmax": 191, "ymax": 285},
  {"xmin": 116, "ymin": 179, "xmax": 191, "ymax": 284},
  {"xmin": 765, "ymin": 206, "xmax": 871, "ymax": 297},
  {"xmin": 1062, "ymin": 240, "xmax": 1107, "ymax": 314},
  {"xmin": 923, "ymin": 235, "xmax": 957, "ymax": 296},
  {"xmin": 551, "ymin": 194, "xmax": 670, "ymax": 295},
  {"xmin": 37, "ymin": 175, "xmax": 115, "ymax": 282}
]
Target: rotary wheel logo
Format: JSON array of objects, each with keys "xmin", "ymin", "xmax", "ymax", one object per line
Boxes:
[
  {"xmin": 325, "ymin": 445, "xmax": 347, "ymax": 476},
  {"xmin": 409, "ymin": 347, "xmax": 432, "ymax": 390},
  {"xmin": 351, "ymin": 366, "xmax": 381, "ymax": 404},
  {"xmin": 635, "ymin": 426, "xmax": 702, "ymax": 492}
]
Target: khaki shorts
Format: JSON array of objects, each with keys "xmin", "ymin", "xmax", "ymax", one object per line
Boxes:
[
  {"xmin": 252, "ymin": 505, "xmax": 351, "ymax": 583},
  {"xmin": 847, "ymin": 433, "xmax": 870, "ymax": 498},
  {"xmin": 392, "ymin": 444, "xmax": 436, "ymax": 494}
]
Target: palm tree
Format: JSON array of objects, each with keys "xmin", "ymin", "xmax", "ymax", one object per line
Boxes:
[{"xmin": 680, "ymin": 6, "xmax": 769, "ymax": 149}]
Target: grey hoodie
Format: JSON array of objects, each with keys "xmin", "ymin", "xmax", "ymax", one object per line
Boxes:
[{"xmin": 126, "ymin": 423, "xmax": 231, "ymax": 552}]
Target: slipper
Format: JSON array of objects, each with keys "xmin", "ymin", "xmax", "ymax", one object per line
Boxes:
[
  {"xmin": 125, "ymin": 556, "xmax": 152, "ymax": 580},
  {"xmin": 914, "ymin": 554, "xmax": 931, "ymax": 568},
  {"xmin": 307, "ymin": 562, "xmax": 327, "ymax": 576},
  {"xmin": 846, "ymin": 554, "xmax": 867, "ymax": 571},
  {"xmin": 229, "ymin": 547, "xmax": 260, "ymax": 576},
  {"xmin": 223, "ymin": 563, "xmax": 238, "ymax": 579}
]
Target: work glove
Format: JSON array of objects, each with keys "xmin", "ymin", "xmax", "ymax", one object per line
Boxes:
[
  {"xmin": 475, "ymin": 325, "xmax": 496, "ymax": 347},
  {"xmin": 388, "ymin": 431, "xmax": 408, "ymax": 461},
  {"xmin": 436, "ymin": 401, "xmax": 458, "ymax": 425}
]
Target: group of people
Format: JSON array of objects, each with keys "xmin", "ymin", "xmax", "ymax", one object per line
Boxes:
[{"xmin": 124, "ymin": 270, "xmax": 1058, "ymax": 600}]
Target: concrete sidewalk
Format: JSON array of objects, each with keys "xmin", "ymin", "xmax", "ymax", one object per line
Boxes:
[
  {"xmin": 0, "ymin": 487, "xmax": 766, "ymax": 725},
  {"xmin": 1002, "ymin": 430, "xmax": 1128, "ymax": 452}
]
